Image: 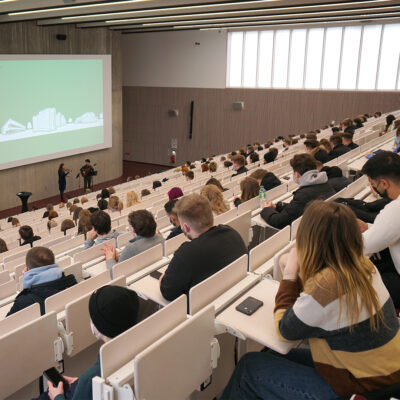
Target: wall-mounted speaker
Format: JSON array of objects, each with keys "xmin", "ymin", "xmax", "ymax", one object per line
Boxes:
[
  {"xmin": 233, "ymin": 101, "xmax": 244, "ymax": 111},
  {"xmin": 56, "ymin": 34, "xmax": 67, "ymax": 41},
  {"xmin": 168, "ymin": 109, "xmax": 179, "ymax": 117}
]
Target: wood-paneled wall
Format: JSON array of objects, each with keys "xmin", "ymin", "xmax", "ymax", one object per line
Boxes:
[
  {"xmin": 123, "ymin": 86, "xmax": 400, "ymax": 166},
  {"xmin": 0, "ymin": 22, "xmax": 122, "ymax": 211}
]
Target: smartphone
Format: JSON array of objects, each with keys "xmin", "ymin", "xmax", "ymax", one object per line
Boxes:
[
  {"xmin": 43, "ymin": 367, "xmax": 69, "ymax": 392},
  {"xmin": 235, "ymin": 296, "xmax": 263, "ymax": 316},
  {"xmin": 150, "ymin": 270, "xmax": 162, "ymax": 280}
]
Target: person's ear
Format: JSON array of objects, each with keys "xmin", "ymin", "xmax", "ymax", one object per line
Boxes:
[
  {"xmin": 182, "ymin": 223, "xmax": 190, "ymax": 233},
  {"xmin": 380, "ymin": 178, "xmax": 390, "ymax": 190}
]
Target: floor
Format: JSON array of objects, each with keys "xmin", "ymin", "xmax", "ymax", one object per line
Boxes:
[{"xmin": 0, "ymin": 160, "xmax": 170, "ymax": 220}]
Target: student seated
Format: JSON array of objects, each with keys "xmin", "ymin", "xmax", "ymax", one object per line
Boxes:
[
  {"xmin": 200, "ymin": 185, "xmax": 229, "ymax": 215},
  {"xmin": 126, "ymin": 191, "xmax": 140, "ymax": 207},
  {"xmin": 61, "ymin": 219, "xmax": 75, "ymax": 235},
  {"xmin": 233, "ymin": 177, "xmax": 259, "ymax": 207},
  {"xmin": 103, "ymin": 210, "xmax": 164, "ymax": 271},
  {"xmin": 260, "ymin": 154, "xmax": 335, "ymax": 229},
  {"xmin": 159, "ymin": 194, "xmax": 247, "ymax": 301},
  {"xmin": 328, "ymin": 134, "xmax": 351, "ymax": 160},
  {"xmin": 205, "ymin": 177, "xmax": 226, "ymax": 192},
  {"xmin": 84, "ymin": 211, "xmax": 120, "ymax": 249},
  {"xmin": 7, "ymin": 247, "xmax": 77, "ymax": 316},
  {"xmin": 342, "ymin": 118, "xmax": 356, "ymax": 136},
  {"xmin": 42, "ymin": 203, "xmax": 53, "ymax": 219},
  {"xmin": 304, "ymin": 139, "xmax": 329, "ymax": 163},
  {"xmin": 250, "ymin": 169, "xmax": 281, "ymax": 191},
  {"xmin": 221, "ymin": 201, "xmax": 400, "ymax": 400},
  {"xmin": 0, "ymin": 238, "xmax": 8, "ymax": 253},
  {"xmin": 318, "ymin": 164, "xmax": 352, "ymax": 193},
  {"xmin": 394, "ymin": 127, "xmax": 400, "ymax": 154},
  {"xmin": 232, "ymin": 155, "xmax": 248, "ymax": 177},
  {"xmin": 97, "ymin": 199, "xmax": 108, "ymax": 211},
  {"xmin": 164, "ymin": 199, "xmax": 182, "ymax": 239},
  {"xmin": 185, "ymin": 170, "xmax": 194, "ymax": 181},
  {"xmin": 19, "ymin": 225, "xmax": 41, "ymax": 247},
  {"xmin": 342, "ymin": 132, "xmax": 359, "ymax": 150},
  {"xmin": 359, "ymin": 151, "xmax": 400, "ymax": 308},
  {"xmin": 263, "ymin": 147, "xmax": 278, "ymax": 164},
  {"xmin": 48, "ymin": 285, "xmax": 139, "ymax": 400}
]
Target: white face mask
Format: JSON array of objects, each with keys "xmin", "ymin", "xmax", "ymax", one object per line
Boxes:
[
  {"xmin": 90, "ymin": 320, "xmax": 101, "ymax": 340},
  {"xmin": 293, "ymin": 173, "xmax": 300, "ymax": 185}
]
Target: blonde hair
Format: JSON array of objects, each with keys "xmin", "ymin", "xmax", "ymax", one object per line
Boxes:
[
  {"xmin": 126, "ymin": 191, "xmax": 140, "ymax": 208},
  {"xmin": 296, "ymin": 201, "xmax": 383, "ymax": 331},
  {"xmin": 58, "ymin": 202, "xmax": 65, "ymax": 209},
  {"xmin": 109, "ymin": 195, "xmax": 123, "ymax": 212},
  {"xmin": 240, "ymin": 177, "xmax": 259, "ymax": 202},
  {"xmin": 200, "ymin": 185, "xmax": 229, "ymax": 215},
  {"xmin": 108, "ymin": 187, "xmax": 116, "ymax": 195},
  {"xmin": 81, "ymin": 197, "xmax": 88, "ymax": 204}
]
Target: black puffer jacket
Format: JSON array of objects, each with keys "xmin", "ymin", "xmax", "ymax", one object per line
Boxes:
[
  {"xmin": 261, "ymin": 170, "xmax": 335, "ymax": 229},
  {"xmin": 261, "ymin": 172, "xmax": 281, "ymax": 191},
  {"xmin": 7, "ymin": 273, "xmax": 77, "ymax": 316}
]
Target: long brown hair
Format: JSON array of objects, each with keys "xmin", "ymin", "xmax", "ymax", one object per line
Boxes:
[
  {"xmin": 200, "ymin": 185, "xmax": 229, "ymax": 215},
  {"xmin": 296, "ymin": 201, "xmax": 383, "ymax": 330},
  {"xmin": 240, "ymin": 177, "xmax": 259, "ymax": 202}
]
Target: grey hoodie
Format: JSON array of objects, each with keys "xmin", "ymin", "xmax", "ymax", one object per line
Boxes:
[
  {"xmin": 84, "ymin": 229, "xmax": 120, "ymax": 249},
  {"xmin": 299, "ymin": 169, "xmax": 328, "ymax": 187}
]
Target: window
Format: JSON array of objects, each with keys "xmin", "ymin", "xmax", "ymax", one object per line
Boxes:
[
  {"xmin": 227, "ymin": 23, "xmax": 400, "ymax": 91},
  {"xmin": 321, "ymin": 27, "xmax": 342, "ymax": 89},
  {"xmin": 305, "ymin": 28, "xmax": 324, "ymax": 89},
  {"xmin": 243, "ymin": 31, "xmax": 258, "ymax": 87},
  {"xmin": 227, "ymin": 32, "xmax": 243, "ymax": 87},
  {"xmin": 272, "ymin": 29, "xmax": 290, "ymax": 88},
  {"xmin": 339, "ymin": 26, "xmax": 361, "ymax": 89},
  {"xmin": 288, "ymin": 29, "xmax": 306, "ymax": 88},
  {"xmin": 257, "ymin": 31, "xmax": 274, "ymax": 87}
]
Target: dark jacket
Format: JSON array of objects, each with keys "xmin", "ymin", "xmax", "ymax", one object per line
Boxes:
[
  {"xmin": 346, "ymin": 142, "xmax": 359, "ymax": 150},
  {"xmin": 6, "ymin": 273, "xmax": 77, "ymax": 316},
  {"xmin": 160, "ymin": 225, "xmax": 247, "ymax": 302},
  {"xmin": 329, "ymin": 144, "xmax": 351, "ymax": 160},
  {"xmin": 167, "ymin": 226, "xmax": 183, "ymax": 240},
  {"xmin": 313, "ymin": 148, "xmax": 329, "ymax": 164},
  {"xmin": 321, "ymin": 166, "xmax": 352, "ymax": 193},
  {"xmin": 261, "ymin": 172, "xmax": 281, "ymax": 191},
  {"xmin": 335, "ymin": 198, "xmax": 391, "ymax": 224},
  {"xmin": 58, "ymin": 169, "xmax": 69, "ymax": 191},
  {"xmin": 232, "ymin": 166, "xmax": 248, "ymax": 177},
  {"xmin": 261, "ymin": 170, "xmax": 335, "ymax": 229}
]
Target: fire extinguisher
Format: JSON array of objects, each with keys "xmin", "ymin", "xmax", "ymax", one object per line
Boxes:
[{"xmin": 171, "ymin": 150, "xmax": 176, "ymax": 164}]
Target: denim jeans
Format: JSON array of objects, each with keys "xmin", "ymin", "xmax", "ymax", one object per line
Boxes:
[{"xmin": 220, "ymin": 348, "xmax": 338, "ymax": 400}]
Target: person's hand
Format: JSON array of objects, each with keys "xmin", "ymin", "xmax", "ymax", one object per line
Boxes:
[
  {"xmin": 22, "ymin": 267, "xmax": 28, "ymax": 274},
  {"xmin": 48, "ymin": 381, "xmax": 63, "ymax": 400},
  {"xmin": 87, "ymin": 228, "xmax": 98, "ymax": 241},
  {"xmin": 63, "ymin": 376, "xmax": 78, "ymax": 385},
  {"xmin": 282, "ymin": 247, "xmax": 300, "ymax": 281},
  {"xmin": 263, "ymin": 201, "xmax": 275, "ymax": 209},
  {"xmin": 357, "ymin": 218, "xmax": 369, "ymax": 233},
  {"xmin": 102, "ymin": 243, "xmax": 117, "ymax": 261},
  {"xmin": 159, "ymin": 272, "xmax": 165, "ymax": 286}
]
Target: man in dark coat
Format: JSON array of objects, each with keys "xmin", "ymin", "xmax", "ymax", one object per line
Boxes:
[
  {"xmin": 260, "ymin": 154, "xmax": 335, "ymax": 229},
  {"xmin": 7, "ymin": 247, "xmax": 77, "ymax": 316}
]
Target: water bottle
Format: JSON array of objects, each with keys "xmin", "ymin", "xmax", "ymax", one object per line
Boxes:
[{"xmin": 259, "ymin": 185, "xmax": 267, "ymax": 208}]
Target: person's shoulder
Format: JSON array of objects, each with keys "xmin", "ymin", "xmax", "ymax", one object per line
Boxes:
[{"xmin": 303, "ymin": 268, "xmax": 338, "ymax": 304}]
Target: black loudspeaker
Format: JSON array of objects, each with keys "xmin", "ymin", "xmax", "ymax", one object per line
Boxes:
[
  {"xmin": 168, "ymin": 109, "xmax": 179, "ymax": 117},
  {"xmin": 233, "ymin": 101, "xmax": 244, "ymax": 111},
  {"xmin": 189, "ymin": 101, "xmax": 194, "ymax": 139},
  {"xmin": 56, "ymin": 34, "xmax": 67, "ymax": 41}
]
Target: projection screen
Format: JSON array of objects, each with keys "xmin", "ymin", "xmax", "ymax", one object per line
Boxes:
[{"xmin": 0, "ymin": 55, "xmax": 112, "ymax": 171}]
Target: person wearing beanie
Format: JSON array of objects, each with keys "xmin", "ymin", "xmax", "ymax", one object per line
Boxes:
[
  {"xmin": 48, "ymin": 286, "xmax": 139, "ymax": 400},
  {"xmin": 167, "ymin": 187, "xmax": 183, "ymax": 201}
]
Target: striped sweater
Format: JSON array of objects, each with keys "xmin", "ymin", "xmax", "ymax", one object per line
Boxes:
[{"xmin": 274, "ymin": 267, "xmax": 400, "ymax": 397}]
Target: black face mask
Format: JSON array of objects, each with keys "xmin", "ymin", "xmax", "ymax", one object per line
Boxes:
[{"xmin": 372, "ymin": 185, "xmax": 389, "ymax": 199}]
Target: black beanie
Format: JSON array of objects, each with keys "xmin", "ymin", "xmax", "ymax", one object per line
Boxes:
[{"xmin": 89, "ymin": 285, "xmax": 139, "ymax": 339}]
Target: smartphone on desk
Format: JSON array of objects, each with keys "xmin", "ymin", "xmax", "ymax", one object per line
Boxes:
[
  {"xmin": 44, "ymin": 367, "xmax": 69, "ymax": 392},
  {"xmin": 150, "ymin": 270, "xmax": 162, "ymax": 280},
  {"xmin": 236, "ymin": 296, "xmax": 263, "ymax": 316}
]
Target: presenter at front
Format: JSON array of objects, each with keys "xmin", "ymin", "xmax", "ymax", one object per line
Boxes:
[
  {"xmin": 58, "ymin": 163, "xmax": 71, "ymax": 203},
  {"xmin": 80, "ymin": 158, "xmax": 94, "ymax": 192}
]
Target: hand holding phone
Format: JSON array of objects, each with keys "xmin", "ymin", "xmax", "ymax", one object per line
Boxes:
[{"xmin": 44, "ymin": 368, "xmax": 70, "ymax": 393}]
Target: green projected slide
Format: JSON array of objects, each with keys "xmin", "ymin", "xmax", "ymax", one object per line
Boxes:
[{"xmin": 0, "ymin": 56, "xmax": 111, "ymax": 170}]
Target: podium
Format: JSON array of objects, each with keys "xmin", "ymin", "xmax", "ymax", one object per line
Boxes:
[{"xmin": 17, "ymin": 192, "xmax": 32, "ymax": 213}]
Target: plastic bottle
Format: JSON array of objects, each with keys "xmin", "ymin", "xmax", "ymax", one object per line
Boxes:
[{"xmin": 259, "ymin": 185, "xmax": 267, "ymax": 208}]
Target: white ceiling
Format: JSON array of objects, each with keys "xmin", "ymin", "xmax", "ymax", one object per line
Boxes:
[{"xmin": 0, "ymin": 0, "xmax": 400, "ymax": 33}]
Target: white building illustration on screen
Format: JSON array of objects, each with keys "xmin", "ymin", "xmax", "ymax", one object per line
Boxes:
[{"xmin": 0, "ymin": 107, "xmax": 103, "ymax": 141}]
